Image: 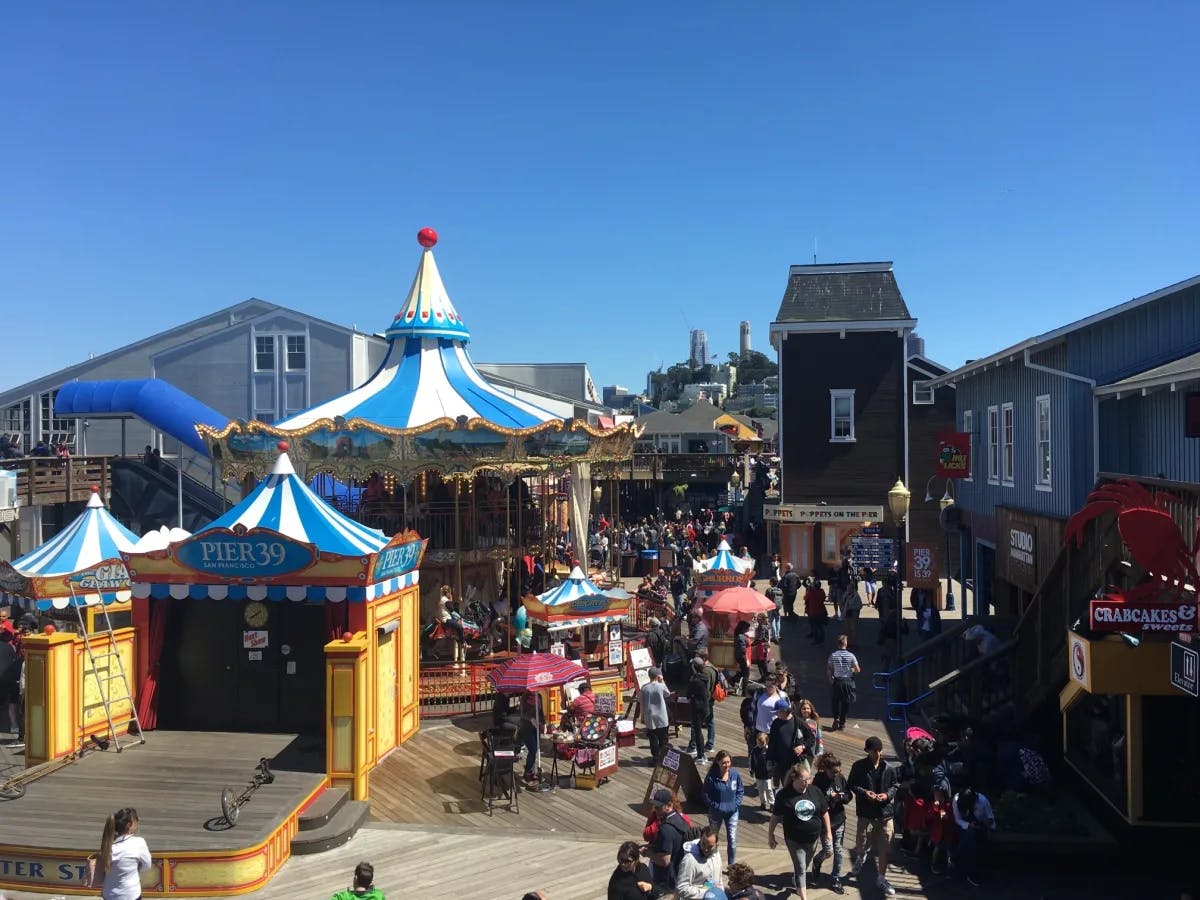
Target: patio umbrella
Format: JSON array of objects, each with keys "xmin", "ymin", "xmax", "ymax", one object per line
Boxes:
[
  {"xmin": 699, "ymin": 586, "xmax": 775, "ymax": 617},
  {"xmin": 487, "ymin": 653, "xmax": 586, "ymax": 778}
]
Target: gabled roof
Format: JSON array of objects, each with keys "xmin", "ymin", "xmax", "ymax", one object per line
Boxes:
[
  {"xmin": 772, "ymin": 262, "xmax": 914, "ymax": 325},
  {"xmin": 635, "ymin": 399, "xmax": 725, "ymax": 435},
  {"xmin": 927, "ymin": 272, "xmax": 1200, "ymax": 387}
]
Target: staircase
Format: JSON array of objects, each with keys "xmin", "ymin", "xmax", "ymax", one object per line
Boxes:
[
  {"xmin": 291, "ymin": 787, "xmax": 371, "ymax": 855},
  {"xmin": 107, "ymin": 456, "xmax": 228, "ymax": 533}
]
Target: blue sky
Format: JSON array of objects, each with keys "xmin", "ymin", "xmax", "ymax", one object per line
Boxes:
[{"xmin": 2, "ymin": 2, "xmax": 1197, "ymax": 395}]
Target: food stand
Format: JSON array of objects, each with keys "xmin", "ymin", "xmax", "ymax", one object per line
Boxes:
[{"xmin": 692, "ymin": 539, "xmax": 755, "ymax": 600}]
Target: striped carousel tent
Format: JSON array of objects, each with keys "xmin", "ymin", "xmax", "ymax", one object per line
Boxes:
[
  {"xmin": 695, "ymin": 540, "xmax": 755, "ymax": 575},
  {"xmin": 275, "ymin": 228, "xmax": 557, "ymax": 432},
  {"xmin": 2, "ymin": 486, "xmax": 139, "ymax": 610},
  {"xmin": 128, "ymin": 444, "xmax": 397, "ymax": 603},
  {"xmin": 525, "ymin": 565, "xmax": 632, "ymax": 631}
]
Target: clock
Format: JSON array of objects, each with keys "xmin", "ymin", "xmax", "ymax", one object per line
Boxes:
[{"xmin": 244, "ymin": 601, "xmax": 269, "ymax": 628}]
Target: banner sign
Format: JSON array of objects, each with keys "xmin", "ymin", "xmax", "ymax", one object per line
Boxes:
[
  {"xmin": 694, "ymin": 568, "xmax": 752, "ymax": 594},
  {"xmin": 905, "ymin": 542, "xmax": 940, "ymax": 589},
  {"xmin": 763, "ymin": 504, "xmax": 883, "ymax": 523},
  {"xmin": 1007, "ymin": 521, "xmax": 1037, "ymax": 590},
  {"xmin": 174, "ymin": 527, "xmax": 316, "ymax": 578},
  {"xmin": 68, "ymin": 561, "xmax": 130, "ymax": 592},
  {"xmin": 1090, "ymin": 597, "xmax": 1197, "ymax": 634},
  {"xmin": 936, "ymin": 432, "xmax": 971, "ymax": 479},
  {"xmin": 370, "ymin": 532, "xmax": 428, "ymax": 583}
]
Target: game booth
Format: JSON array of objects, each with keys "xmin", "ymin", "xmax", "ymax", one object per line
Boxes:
[
  {"xmin": 519, "ymin": 566, "xmax": 633, "ymax": 788},
  {"xmin": 692, "ymin": 541, "xmax": 756, "ymax": 668}
]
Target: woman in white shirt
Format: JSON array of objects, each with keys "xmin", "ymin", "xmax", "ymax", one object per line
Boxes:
[
  {"xmin": 951, "ymin": 788, "xmax": 995, "ymax": 887},
  {"xmin": 95, "ymin": 807, "xmax": 151, "ymax": 900}
]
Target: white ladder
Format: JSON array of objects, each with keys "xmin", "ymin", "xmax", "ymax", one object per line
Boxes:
[{"xmin": 71, "ymin": 586, "xmax": 145, "ymax": 752}]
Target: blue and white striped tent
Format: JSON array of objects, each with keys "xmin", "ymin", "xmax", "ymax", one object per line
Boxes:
[
  {"xmin": 3, "ymin": 488, "xmax": 139, "ymax": 610},
  {"xmin": 536, "ymin": 566, "xmax": 631, "ymax": 607},
  {"xmin": 275, "ymin": 233, "xmax": 557, "ymax": 432},
  {"xmin": 129, "ymin": 447, "xmax": 397, "ymax": 603},
  {"xmin": 527, "ymin": 566, "xmax": 632, "ymax": 632},
  {"xmin": 694, "ymin": 540, "xmax": 755, "ymax": 576}
]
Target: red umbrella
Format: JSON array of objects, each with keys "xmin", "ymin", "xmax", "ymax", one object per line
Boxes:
[
  {"xmin": 487, "ymin": 652, "xmax": 587, "ymax": 694},
  {"xmin": 700, "ymin": 586, "xmax": 775, "ymax": 617}
]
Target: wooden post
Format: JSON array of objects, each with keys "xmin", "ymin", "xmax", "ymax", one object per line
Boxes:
[{"xmin": 20, "ymin": 631, "xmax": 79, "ymax": 766}]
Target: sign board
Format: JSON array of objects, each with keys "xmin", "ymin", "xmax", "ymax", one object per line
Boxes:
[
  {"xmin": 174, "ymin": 527, "xmax": 316, "ymax": 578},
  {"xmin": 764, "ymin": 504, "xmax": 883, "ymax": 523},
  {"xmin": 370, "ymin": 533, "xmax": 428, "ymax": 582},
  {"xmin": 608, "ymin": 640, "xmax": 624, "ymax": 667},
  {"xmin": 1090, "ymin": 597, "xmax": 1197, "ymax": 634},
  {"xmin": 905, "ymin": 542, "xmax": 940, "ymax": 589},
  {"xmin": 243, "ymin": 630, "xmax": 270, "ymax": 649},
  {"xmin": 1170, "ymin": 641, "xmax": 1199, "ymax": 697},
  {"xmin": 936, "ymin": 431, "xmax": 971, "ymax": 479},
  {"xmin": 0, "ymin": 850, "xmax": 161, "ymax": 891},
  {"xmin": 643, "ymin": 743, "xmax": 703, "ymax": 812},
  {"xmin": 1069, "ymin": 635, "xmax": 1088, "ymax": 689},
  {"xmin": 1005, "ymin": 518, "xmax": 1038, "ymax": 591},
  {"xmin": 68, "ymin": 561, "xmax": 130, "ymax": 592}
]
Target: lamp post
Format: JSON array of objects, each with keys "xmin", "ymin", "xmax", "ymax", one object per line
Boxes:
[
  {"xmin": 939, "ymin": 485, "xmax": 956, "ymax": 612},
  {"xmin": 887, "ymin": 477, "xmax": 911, "ymax": 662},
  {"xmin": 730, "ymin": 470, "xmax": 741, "ymax": 505},
  {"xmin": 592, "ymin": 484, "xmax": 603, "ymax": 575}
]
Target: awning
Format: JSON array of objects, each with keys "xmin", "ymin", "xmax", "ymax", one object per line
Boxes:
[{"xmin": 1095, "ymin": 350, "xmax": 1200, "ymax": 399}]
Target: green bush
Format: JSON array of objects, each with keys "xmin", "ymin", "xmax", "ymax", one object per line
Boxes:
[{"xmin": 994, "ymin": 790, "xmax": 1087, "ymax": 836}]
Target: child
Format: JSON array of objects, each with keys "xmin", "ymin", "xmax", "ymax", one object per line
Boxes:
[
  {"xmin": 927, "ymin": 785, "xmax": 953, "ymax": 875},
  {"xmin": 749, "ymin": 731, "xmax": 773, "ymax": 810}
]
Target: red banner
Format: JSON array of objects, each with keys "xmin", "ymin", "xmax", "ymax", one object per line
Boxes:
[
  {"xmin": 1090, "ymin": 596, "xmax": 1197, "ymax": 634},
  {"xmin": 936, "ymin": 432, "xmax": 971, "ymax": 479}
]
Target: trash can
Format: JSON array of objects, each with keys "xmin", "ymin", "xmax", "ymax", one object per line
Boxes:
[
  {"xmin": 621, "ymin": 553, "xmax": 638, "ymax": 578},
  {"xmin": 639, "ymin": 549, "xmax": 660, "ymax": 577}
]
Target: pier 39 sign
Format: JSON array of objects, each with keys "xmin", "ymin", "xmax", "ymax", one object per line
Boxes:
[
  {"xmin": 174, "ymin": 526, "xmax": 316, "ymax": 578},
  {"xmin": 371, "ymin": 531, "xmax": 429, "ymax": 582}
]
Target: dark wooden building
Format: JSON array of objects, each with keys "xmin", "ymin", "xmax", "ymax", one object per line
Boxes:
[{"xmin": 766, "ymin": 262, "xmax": 953, "ymax": 580}]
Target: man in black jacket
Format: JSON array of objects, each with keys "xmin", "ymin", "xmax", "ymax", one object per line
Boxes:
[
  {"xmin": 779, "ymin": 564, "xmax": 801, "ymax": 619},
  {"xmin": 847, "ymin": 736, "xmax": 900, "ymax": 897},
  {"xmin": 685, "ymin": 658, "xmax": 713, "ymax": 761}
]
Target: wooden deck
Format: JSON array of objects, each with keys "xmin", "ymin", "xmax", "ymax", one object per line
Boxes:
[{"xmin": 0, "ymin": 731, "xmax": 325, "ymax": 852}]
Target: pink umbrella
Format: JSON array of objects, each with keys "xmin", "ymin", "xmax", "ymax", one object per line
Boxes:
[{"xmin": 700, "ymin": 586, "xmax": 775, "ymax": 617}]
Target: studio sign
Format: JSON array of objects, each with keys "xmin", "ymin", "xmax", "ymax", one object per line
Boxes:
[
  {"xmin": 1090, "ymin": 595, "xmax": 1197, "ymax": 634},
  {"xmin": 1009, "ymin": 529, "xmax": 1034, "ymax": 566}
]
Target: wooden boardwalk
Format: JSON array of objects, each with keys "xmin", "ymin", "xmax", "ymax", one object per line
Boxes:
[{"xmin": 0, "ymin": 731, "xmax": 324, "ymax": 852}]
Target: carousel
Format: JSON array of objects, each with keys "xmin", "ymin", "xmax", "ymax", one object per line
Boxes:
[{"xmin": 196, "ymin": 228, "xmax": 638, "ymax": 651}]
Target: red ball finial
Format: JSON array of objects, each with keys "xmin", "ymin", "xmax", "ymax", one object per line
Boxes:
[
  {"xmin": 43, "ymin": 624, "xmax": 57, "ymax": 636},
  {"xmin": 277, "ymin": 441, "xmax": 289, "ymax": 453},
  {"xmin": 90, "ymin": 485, "xmax": 100, "ymax": 493},
  {"xmin": 342, "ymin": 630, "xmax": 354, "ymax": 642},
  {"xmin": 417, "ymin": 227, "xmax": 438, "ymax": 249}
]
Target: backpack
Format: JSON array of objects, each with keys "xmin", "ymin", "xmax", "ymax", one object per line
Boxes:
[{"xmin": 739, "ymin": 691, "xmax": 761, "ymax": 730}]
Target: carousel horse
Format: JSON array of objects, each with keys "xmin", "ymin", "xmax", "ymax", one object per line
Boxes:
[{"xmin": 421, "ymin": 615, "xmax": 490, "ymax": 662}]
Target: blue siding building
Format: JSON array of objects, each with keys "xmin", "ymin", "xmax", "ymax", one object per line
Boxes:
[{"xmin": 925, "ymin": 274, "xmax": 1200, "ymax": 617}]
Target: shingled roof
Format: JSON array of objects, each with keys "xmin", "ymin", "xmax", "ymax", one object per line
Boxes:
[{"xmin": 774, "ymin": 262, "xmax": 914, "ymax": 324}]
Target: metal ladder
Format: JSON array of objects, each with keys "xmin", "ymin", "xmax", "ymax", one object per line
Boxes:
[{"xmin": 70, "ymin": 585, "xmax": 145, "ymax": 752}]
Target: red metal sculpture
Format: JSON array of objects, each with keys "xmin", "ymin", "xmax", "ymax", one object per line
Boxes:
[{"xmin": 1063, "ymin": 478, "xmax": 1200, "ymax": 603}]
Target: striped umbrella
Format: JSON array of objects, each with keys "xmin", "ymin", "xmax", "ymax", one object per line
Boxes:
[{"xmin": 487, "ymin": 652, "xmax": 586, "ymax": 694}]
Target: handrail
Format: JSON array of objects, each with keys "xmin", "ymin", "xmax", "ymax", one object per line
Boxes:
[
  {"xmin": 871, "ymin": 656, "xmax": 927, "ymax": 692},
  {"xmin": 885, "ymin": 690, "xmax": 934, "ymax": 730},
  {"xmin": 928, "ymin": 638, "xmax": 1019, "ymax": 691}
]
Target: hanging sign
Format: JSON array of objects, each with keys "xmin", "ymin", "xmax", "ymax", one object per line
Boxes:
[
  {"xmin": 69, "ymin": 561, "xmax": 130, "ymax": 591},
  {"xmin": 370, "ymin": 531, "xmax": 428, "ymax": 582},
  {"xmin": 905, "ymin": 542, "xmax": 940, "ymax": 589},
  {"xmin": 1089, "ymin": 595, "xmax": 1197, "ymax": 634},
  {"xmin": 935, "ymin": 432, "xmax": 971, "ymax": 479},
  {"xmin": 1170, "ymin": 641, "xmax": 1199, "ymax": 697}
]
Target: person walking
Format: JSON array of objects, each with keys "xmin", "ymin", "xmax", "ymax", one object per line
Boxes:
[
  {"xmin": 804, "ymin": 579, "xmax": 828, "ymax": 645},
  {"xmin": 768, "ymin": 761, "xmax": 832, "ymax": 900},
  {"xmin": 93, "ymin": 807, "xmax": 151, "ymax": 900},
  {"xmin": 731, "ymin": 621, "xmax": 752, "ymax": 696},
  {"xmin": 639, "ymin": 667, "xmax": 671, "ymax": 762},
  {"xmin": 749, "ymin": 731, "xmax": 774, "ymax": 810},
  {"xmin": 726, "ymin": 862, "xmax": 766, "ymax": 900},
  {"xmin": 779, "ymin": 564, "xmax": 801, "ymax": 619},
  {"xmin": 841, "ymin": 588, "xmax": 863, "ymax": 648},
  {"xmin": 685, "ymin": 659, "xmax": 713, "ymax": 761},
  {"xmin": 764, "ymin": 577, "xmax": 783, "ymax": 641},
  {"xmin": 767, "ymin": 700, "xmax": 811, "ymax": 791},
  {"xmin": 848, "ymin": 736, "xmax": 900, "ymax": 897},
  {"xmin": 826, "ymin": 635, "xmax": 860, "ymax": 732},
  {"xmin": 812, "ymin": 752, "xmax": 851, "ymax": 894},
  {"xmin": 608, "ymin": 841, "xmax": 654, "ymax": 900},
  {"xmin": 702, "ymin": 750, "xmax": 745, "ymax": 865}
]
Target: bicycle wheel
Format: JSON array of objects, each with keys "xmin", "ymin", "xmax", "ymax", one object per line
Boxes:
[
  {"xmin": 0, "ymin": 781, "xmax": 26, "ymax": 801},
  {"xmin": 220, "ymin": 787, "xmax": 240, "ymax": 825}
]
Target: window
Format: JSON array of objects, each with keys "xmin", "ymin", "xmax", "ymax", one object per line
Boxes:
[
  {"xmin": 39, "ymin": 390, "xmax": 75, "ymax": 447},
  {"xmin": 912, "ymin": 381, "xmax": 934, "ymax": 404},
  {"xmin": 1036, "ymin": 395, "xmax": 1051, "ymax": 489},
  {"xmin": 987, "ymin": 406, "xmax": 999, "ymax": 484},
  {"xmin": 1001, "ymin": 402, "xmax": 1014, "ymax": 485},
  {"xmin": 255, "ymin": 336, "xmax": 275, "ymax": 372},
  {"xmin": 285, "ymin": 335, "xmax": 307, "ymax": 371},
  {"xmin": 829, "ymin": 389, "xmax": 855, "ymax": 442},
  {"xmin": 962, "ymin": 409, "xmax": 974, "ymax": 481}
]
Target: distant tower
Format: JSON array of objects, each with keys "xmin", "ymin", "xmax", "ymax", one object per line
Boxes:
[
  {"xmin": 689, "ymin": 329, "xmax": 709, "ymax": 368},
  {"xmin": 739, "ymin": 320, "xmax": 751, "ymax": 357}
]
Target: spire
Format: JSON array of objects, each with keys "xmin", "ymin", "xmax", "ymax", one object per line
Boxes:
[{"xmin": 385, "ymin": 227, "xmax": 472, "ymax": 343}]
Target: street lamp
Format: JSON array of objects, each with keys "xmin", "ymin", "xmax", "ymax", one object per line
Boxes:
[
  {"xmin": 730, "ymin": 470, "xmax": 741, "ymax": 503},
  {"xmin": 592, "ymin": 484, "xmax": 603, "ymax": 504},
  {"xmin": 887, "ymin": 477, "xmax": 911, "ymax": 662},
  {"xmin": 939, "ymin": 485, "xmax": 956, "ymax": 612}
]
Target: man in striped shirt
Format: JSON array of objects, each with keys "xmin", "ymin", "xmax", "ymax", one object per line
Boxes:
[{"xmin": 826, "ymin": 635, "xmax": 861, "ymax": 731}]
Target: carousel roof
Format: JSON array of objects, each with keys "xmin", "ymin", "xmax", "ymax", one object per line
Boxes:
[
  {"xmin": 203, "ymin": 445, "xmax": 388, "ymax": 557},
  {"xmin": 536, "ymin": 566, "xmax": 632, "ymax": 606},
  {"xmin": 275, "ymin": 229, "xmax": 557, "ymax": 432},
  {"xmin": 3, "ymin": 487, "xmax": 139, "ymax": 609},
  {"xmin": 695, "ymin": 540, "xmax": 754, "ymax": 574}
]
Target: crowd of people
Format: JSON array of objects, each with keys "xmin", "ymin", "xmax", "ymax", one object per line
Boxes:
[{"xmin": 0, "ymin": 433, "xmax": 71, "ymax": 460}]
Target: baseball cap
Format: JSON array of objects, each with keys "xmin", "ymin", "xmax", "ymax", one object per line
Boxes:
[
  {"xmin": 774, "ymin": 698, "xmax": 792, "ymax": 712},
  {"xmin": 864, "ymin": 736, "xmax": 884, "ymax": 752},
  {"xmin": 650, "ymin": 788, "xmax": 674, "ymax": 807}
]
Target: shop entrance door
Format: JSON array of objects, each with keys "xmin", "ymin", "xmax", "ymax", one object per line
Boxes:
[
  {"xmin": 376, "ymin": 628, "xmax": 398, "ymax": 757},
  {"xmin": 975, "ymin": 542, "xmax": 995, "ymax": 618}
]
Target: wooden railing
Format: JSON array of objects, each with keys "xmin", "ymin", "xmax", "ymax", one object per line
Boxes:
[
  {"xmin": 629, "ymin": 452, "xmax": 741, "ymax": 480},
  {"xmin": 1, "ymin": 456, "xmax": 110, "ymax": 507}
]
